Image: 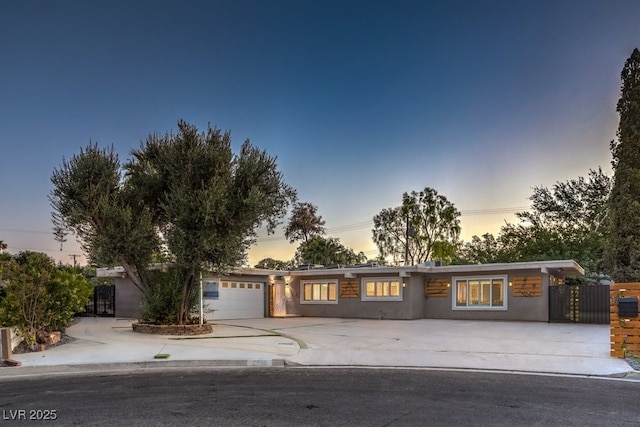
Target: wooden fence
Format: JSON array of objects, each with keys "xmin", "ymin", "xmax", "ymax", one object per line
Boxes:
[{"xmin": 610, "ymin": 283, "xmax": 640, "ymax": 358}]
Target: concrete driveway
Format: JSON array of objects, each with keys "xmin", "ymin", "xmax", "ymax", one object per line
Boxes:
[{"xmin": 2, "ymin": 317, "xmax": 634, "ymax": 377}]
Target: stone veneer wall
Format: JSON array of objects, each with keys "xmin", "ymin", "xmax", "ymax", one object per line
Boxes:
[{"xmin": 132, "ymin": 323, "xmax": 213, "ymax": 335}]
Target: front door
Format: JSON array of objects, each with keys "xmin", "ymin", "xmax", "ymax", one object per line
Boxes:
[{"xmin": 270, "ymin": 281, "xmax": 287, "ymax": 317}]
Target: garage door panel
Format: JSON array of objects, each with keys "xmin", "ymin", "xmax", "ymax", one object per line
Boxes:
[{"xmin": 203, "ymin": 280, "xmax": 264, "ymax": 320}]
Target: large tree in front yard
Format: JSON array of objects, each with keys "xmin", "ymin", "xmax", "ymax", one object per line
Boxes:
[
  {"xmin": 604, "ymin": 48, "xmax": 640, "ymax": 282},
  {"xmin": 50, "ymin": 120, "xmax": 296, "ymax": 324}
]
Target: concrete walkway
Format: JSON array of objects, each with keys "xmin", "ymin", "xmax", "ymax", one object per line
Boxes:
[{"xmin": 1, "ymin": 317, "xmax": 636, "ymax": 378}]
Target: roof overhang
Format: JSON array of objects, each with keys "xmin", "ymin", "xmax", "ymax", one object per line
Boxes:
[{"xmin": 98, "ymin": 260, "xmax": 584, "ymax": 280}]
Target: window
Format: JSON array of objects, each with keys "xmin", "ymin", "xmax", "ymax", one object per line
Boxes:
[
  {"xmin": 361, "ymin": 278, "xmax": 402, "ymax": 301},
  {"xmin": 301, "ymin": 280, "xmax": 338, "ymax": 304},
  {"xmin": 453, "ymin": 275, "xmax": 507, "ymax": 310},
  {"xmin": 203, "ymin": 281, "xmax": 219, "ymax": 299}
]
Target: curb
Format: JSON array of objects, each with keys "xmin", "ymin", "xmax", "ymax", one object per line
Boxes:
[{"xmin": 0, "ymin": 359, "xmax": 286, "ymax": 379}]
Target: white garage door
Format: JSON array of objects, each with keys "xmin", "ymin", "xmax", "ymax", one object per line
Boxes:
[{"xmin": 202, "ymin": 279, "xmax": 265, "ymax": 320}]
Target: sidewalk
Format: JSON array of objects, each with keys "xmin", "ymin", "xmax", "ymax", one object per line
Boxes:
[{"xmin": 1, "ymin": 317, "xmax": 636, "ymax": 378}]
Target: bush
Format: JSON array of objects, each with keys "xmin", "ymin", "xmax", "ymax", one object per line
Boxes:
[
  {"xmin": 138, "ymin": 267, "xmax": 199, "ymax": 325},
  {"xmin": 0, "ymin": 252, "xmax": 92, "ymax": 347}
]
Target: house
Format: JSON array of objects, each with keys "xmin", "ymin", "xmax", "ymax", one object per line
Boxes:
[{"xmin": 98, "ymin": 259, "xmax": 583, "ymax": 322}]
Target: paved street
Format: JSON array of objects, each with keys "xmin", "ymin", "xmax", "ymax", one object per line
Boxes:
[{"xmin": 1, "ymin": 368, "xmax": 639, "ymax": 426}]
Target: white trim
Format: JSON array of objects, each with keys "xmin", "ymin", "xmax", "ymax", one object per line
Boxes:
[
  {"xmin": 300, "ymin": 280, "xmax": 339, "ymax": 304},
  {"xmin": 452, "ymin": 275, "xmax": 508, "ymax": 311},
  {"xmin": 361, "ymin": 277, "xmax": 403, "ymax": 302}
]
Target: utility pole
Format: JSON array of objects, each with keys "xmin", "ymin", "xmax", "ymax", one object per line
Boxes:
[{"xmin": 69, "ymin": 254, "xmax": 79, "ymax": 268}]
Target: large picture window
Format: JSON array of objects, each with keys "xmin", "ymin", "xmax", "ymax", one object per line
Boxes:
[
  {"xmin": 301, "ymin": 280, "xmax": 338, "ymax": 304},
  {"xmin": 361, "ymin": 278, "xmax": 402, "ymax": 301},
  {"xmin": 453, "ymin": 275, "xmax": 507, "ymax": 310}
]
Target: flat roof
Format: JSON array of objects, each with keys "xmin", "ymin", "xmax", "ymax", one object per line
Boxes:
[{"xmin": 99, "ymin": 260, "xmax": 584, "ymax": 279}]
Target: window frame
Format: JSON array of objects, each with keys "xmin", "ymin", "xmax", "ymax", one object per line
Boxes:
[
  {"xmin": 452, "ymin": 275, "xmax": 507, "ymax": 310},
  {"xmin": 300, "ymin": 280, "xmax": 339, "ymax": 304},
  {"xmin": 361, "ymin": 277, "xmax": 403, "ymax": 302}
]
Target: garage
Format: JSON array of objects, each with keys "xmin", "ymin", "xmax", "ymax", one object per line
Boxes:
[{"xmin": 203, "ymin": 278, "xmax": 265, "ymax": 320}]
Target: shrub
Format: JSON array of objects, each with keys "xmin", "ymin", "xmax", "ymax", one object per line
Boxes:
[
  {"xmin": 138, "ymin": 267, "xmax": 199, "ymax": 325},
  {"xmin": 0, "ymin": 252, "xmax": 92, "ymax": 348}
]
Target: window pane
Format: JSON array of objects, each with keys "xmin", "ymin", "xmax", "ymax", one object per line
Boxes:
[
  {"xmin": 366, "ymin": 282, "xmax": 375, "ymax": 296},
  {"xmin": 492, "ymin": 279, "xmax": 503, "ymax": 306},
  {"xmin": 328, "ymin": 283, "xmax": 336, "ymax": 301},
  {"xmin": 456, "ymin": 280, "xmax": 467, "ymax": 306},
  {"xmin": 481, "ymin": 280, "xmax": 491, "ymax": 305},
  {"xmin": 320, "ymin": 284, "xmax": 328, "ymax": 300},
  {"xmin": 304, "ymin": 284, "xmax": 312, "ymax": 301},
  {"xmin": 390, "ymin": 281, "xmax": 400, "ymax": 296},
  {"xmin": 468, "ymin": 281, "xmax": 480, "ymax": 305}
]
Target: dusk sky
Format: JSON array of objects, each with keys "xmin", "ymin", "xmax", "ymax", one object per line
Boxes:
[{"xmin": 1, "ymin": 1, "xmax": 639, "ymax": 266}]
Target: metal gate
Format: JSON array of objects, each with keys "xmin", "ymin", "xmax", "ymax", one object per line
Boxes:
[
  {"xmin": 549, "ymin": 284, "xmax": 610, "ymax": 324},
  {"xmin": 77, "ymin": 285, "xmax": 115, "ymax": 317}
]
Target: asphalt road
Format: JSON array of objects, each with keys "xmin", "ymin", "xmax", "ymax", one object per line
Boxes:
[{"xmin": 1, "ymin": 368, "xmax": 638, "ymax": 426}]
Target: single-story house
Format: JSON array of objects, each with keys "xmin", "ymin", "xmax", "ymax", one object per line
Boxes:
[{"xmin": 97, "ymin": 259, "xmax": 583, "ymax": 322}]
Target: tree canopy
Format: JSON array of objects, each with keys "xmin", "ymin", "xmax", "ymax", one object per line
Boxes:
[
  {"xmin": 603, "ymin": 48, "xmax": 640, "ymax": 282},
  {"xmin": 284, "ymin": 202, "xmax": 326, "ymax": 243},
  {"xmin": 296, "ymin": 236, "xmax": 366, "ymax": 267},
  {"xmin": 372, "ymin": 187, "xmax": 460, "ymax": 265},
  {"xmin": 454, "ymin": 169, "xmax": 612, "ymax": 279},
  {"xmin": 254, "ymin": 257, "xmax": 293, "ymax": 270},
  {"xmin": 50, "ymin": 120, "xmax": 296, "ymax": 324}
]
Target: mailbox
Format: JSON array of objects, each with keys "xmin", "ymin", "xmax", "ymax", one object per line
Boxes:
[{"xmin": 618, "ymin": 297, "xmax": 639, "ymax": 317}]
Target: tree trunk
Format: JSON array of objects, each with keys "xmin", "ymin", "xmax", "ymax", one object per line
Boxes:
[{"xmin": 177, "ymin": 273, "xmax": 196, "ymax": 325}]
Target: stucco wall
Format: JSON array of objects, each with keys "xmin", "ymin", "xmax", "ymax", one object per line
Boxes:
[
  {"xmin": 290, "ymin": 273, "xmax": 423, "ymax": 320},
  {"xmin": 115, "ymin": 274, "xmax": 271, "ymax": 320},
  {"xmin": 115, "ymin": 277, "xmax": 143, "ymax": 318},
  {"xmin": 423, "ymin": 269, "xmax": 551, "ymax": 322}
]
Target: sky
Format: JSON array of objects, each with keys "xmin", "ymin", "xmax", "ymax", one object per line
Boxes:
[{"xmin": 1, "ymin": 0, "xmax": 639, "ymax": 267}]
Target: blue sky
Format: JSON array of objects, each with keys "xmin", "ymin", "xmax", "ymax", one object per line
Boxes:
[{"xmin": 1, "ymin": 1, "xmax": 638, "ymax": 266}]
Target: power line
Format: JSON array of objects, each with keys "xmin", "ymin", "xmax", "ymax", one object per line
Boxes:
[{"xmin": 2, "ymin": 205, "xmax": 529, "ymax": 246}]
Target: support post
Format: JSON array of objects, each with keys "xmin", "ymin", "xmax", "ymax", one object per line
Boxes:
[
  {"xmin": 1, "ymin": 328, "xmax": 11, "ymax": 360},
  {"xmin": 199, "ymin": 271, "xmax": 204, "ymax": 326}
]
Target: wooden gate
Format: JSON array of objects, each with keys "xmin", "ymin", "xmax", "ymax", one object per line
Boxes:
[{"xmin": 549, "ymin": 284, "xmax": 610, "ymax": 324}]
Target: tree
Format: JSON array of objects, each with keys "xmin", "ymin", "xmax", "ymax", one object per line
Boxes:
[
  {"xmin": 50, "ymin": 120, "xmax": 296, "ymax": 325},
  {"xmin": 0, "ymin": 241, "xmax": 10, "ymax": 261},
  {"xmin": 51, "ymin": 212, "xmax": 68, "ymax": 251},
  {"xmin": 453, "ymin": 233, "xmax": 504, "ymax": 265},
  {"xmin": 372, "ymin": 187, "xmax": 461, "ymax": 265},
  {"xmin": 254, "ymin": 258, "xmax": 293, "ymax": 270},
  {"xmin": 296, "ymin": 236, "xmax": 366, "ymax": 266},
  {"xmin": 0, "ymin": 252, "xmax": 92, "ymax": 348},
  {"xmin": 603, "ymin": 48, "xmax": 640, "ymax": 282},
  {"xmin": 284, "ymin": 202, "xmax": 326, "ymax": 243},
  {"xmin": 455, "ymin": 169, "xmax": 611, "ymax": 277}
]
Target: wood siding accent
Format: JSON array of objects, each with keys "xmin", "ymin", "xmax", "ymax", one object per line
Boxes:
[
  {"xmin": 511, "ymin": 275, "xmax": 542, "ymax": 297},
  {"xmin": 425, "ymin": 278, "xmax": 449, "ymax": 298},
  {"xmin": 610, "ymin": 283, "xmax": 640, "ymax": 358},
  {"xmin": 340, "ymin": 280, "xmax": 359, "ymax": 298}
]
